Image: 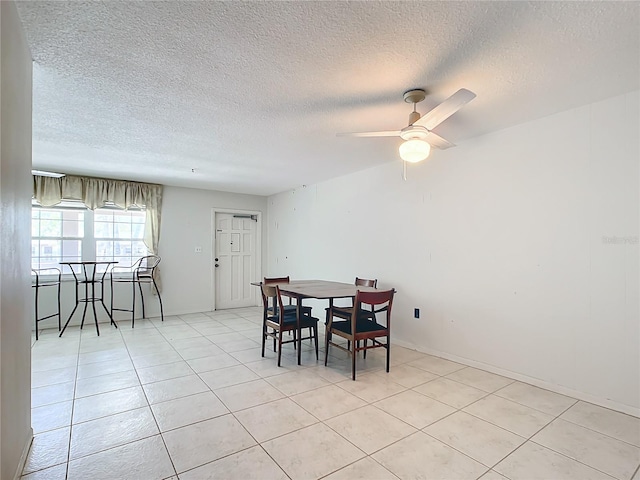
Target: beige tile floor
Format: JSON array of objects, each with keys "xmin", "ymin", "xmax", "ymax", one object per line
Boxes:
[{"xmin": 24, "ymin": 307, "xmax": 640, "ymax": 480}]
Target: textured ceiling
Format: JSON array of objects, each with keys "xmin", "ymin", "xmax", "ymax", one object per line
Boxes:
[{"xmin": 16, "ymin": 1, "xmax": 640, "ymax": 196}]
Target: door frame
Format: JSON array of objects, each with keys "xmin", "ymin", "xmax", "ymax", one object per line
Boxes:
[{"xmin": 211, "ymin": 208, "xmax": 262, "ymax": 311}]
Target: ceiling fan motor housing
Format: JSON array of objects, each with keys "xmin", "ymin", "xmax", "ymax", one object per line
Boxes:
[{"xmin": 400, "ymin": 125, "xmax": 429, "ymax": 140}]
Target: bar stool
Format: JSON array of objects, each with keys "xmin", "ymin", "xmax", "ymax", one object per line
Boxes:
[
  {"xmin": 110, "ymin": 255, "xmax": 164, "ymax": 327},
  {"xmin": 32, "ymin": 268, "xmax": 61, "ymax": 340}
]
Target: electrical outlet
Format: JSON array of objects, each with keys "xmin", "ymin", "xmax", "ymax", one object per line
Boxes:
[
  {"xmin": 414, "ymin": 308, "xmax": 420, "ymax": 319},
  {"xmin": 194, "ymin": 246, "xmax": 202, "ymax": 253}
]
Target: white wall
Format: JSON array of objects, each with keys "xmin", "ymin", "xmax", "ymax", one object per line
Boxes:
[
  {"xmin": 157, "ymin": 185, "xmax": 267, "ymax": 316},
  {"xmin": 35, "ymin": 185, "xmax": 268, "ymax": 328},
  {"xmin": 1, "ymin": 2, "xmax": 34, "ymax": 478},
  {"xmin": 267, "ymin": 91, "xmax": 640, "ymax": 415}
]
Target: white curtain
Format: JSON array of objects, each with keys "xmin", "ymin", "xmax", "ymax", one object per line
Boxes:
[{"xmin": 33, "ymin": 174, "xmax": 163, "ymax": 256}]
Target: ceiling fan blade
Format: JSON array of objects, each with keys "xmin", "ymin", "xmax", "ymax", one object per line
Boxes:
[
  {"xmin": 337, "ymin": 130, "xmax": 401, "ymax": 138},
  {"xmin": 414, "ymin": 88, "xmax": 476, "ymax": 130},
  {"xmin": 426, "ymin": 132, "xmax": 455, "ymax": 150}
]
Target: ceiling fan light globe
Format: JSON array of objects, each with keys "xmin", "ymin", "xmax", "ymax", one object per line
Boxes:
[{"xmin": 399, "ymin": 139, "xmax": 430, "ymax": 163}]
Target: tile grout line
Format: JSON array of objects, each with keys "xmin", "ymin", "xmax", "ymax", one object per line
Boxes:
[
  {"xmin": 65, "ymin": 325, "xmax": 83, "ymax": 479},
  {"xmin": 483, "ymin": 397, "xmax": 618, "ymax": 479},
  {"xmin": 28, "ymin": 308, "xmax": 639, "ymax": 480},
  {"xmin": 63, "ymin": 321, "xmax": 165, "ymax": 467},
  {"xmin": 122, "ymin": 318, "xmax": 180, "ymax": 479},
  {"xmin": 162, "ymin": 311, "xmax": 293, "ymax": 479}
]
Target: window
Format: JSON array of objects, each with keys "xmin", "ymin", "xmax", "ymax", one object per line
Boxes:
[
  {"xmin": 32, "ymin": 204, "xmax": 84, "ymax": 273},
  {"xmin": 31, "ymin": 201, "xmax": 149, "ymax": 274},
  {"xmin": 95, "ymin": 208, "xmax": 148, "ymax": 270}
]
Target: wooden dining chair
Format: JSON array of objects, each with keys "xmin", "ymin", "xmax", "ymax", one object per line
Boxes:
[
  {"xmin": 261, "ymin": 284, "xmax": 319, "ymax": 366},
  {"xmin": 325, "ymin": 277, "xmax": 377, "ymax": 350},
  {"xmin": 325, "ymin": 288, "xmax": 394, "ymax": 380},
  {"xmin": 264, "ymin": 276, "xmax": 312, "ymax": 318},
  {"xmin": 324, "ymin": 277, "xmax": 377, "ymax": 324}
]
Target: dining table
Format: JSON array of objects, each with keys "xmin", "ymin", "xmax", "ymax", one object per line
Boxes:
[
  {"xmin": 59, "ymin": 261, "xmax": 118, "ymax": 337},
  {"xmin": 253, "ymin": 279, "xmax": 380, "ymax": 364}
]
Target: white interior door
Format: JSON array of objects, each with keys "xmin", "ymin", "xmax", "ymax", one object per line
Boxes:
[{"xmin": 214, "ymin": 212, "xmax": 257, "ymax": 309}]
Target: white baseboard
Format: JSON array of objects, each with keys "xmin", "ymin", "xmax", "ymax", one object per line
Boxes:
[
  {"xmin": 394, "ymin": 339, "xmax": 640, "ymax": 418},
  {"xmin": 14, "ymin": 428, "xmax": 33, "ymax": 480}
]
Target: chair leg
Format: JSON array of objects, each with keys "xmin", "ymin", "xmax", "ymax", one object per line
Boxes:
[
  {"xmin": 297, "ymin": 325, "xmax": 302, "ymax": 366},
  {"xmin": 386, "ymin": 337, "xmax": 390, "ymax": 373},
  {"xmin": 277, "ymin": 330, "xmax": 283, "ymax": 367},
  {"xmin": 314, "ymin": 325, "xmax": 318, "ymax": 360},
  {"xmin": 324, "ymin": 329, "xmax": 330, "ymax": 366},
  {"xmin": 363, "ymin": 339, "xmax": 367, "ymax": 359},
  {"xmin": 56, "ymin": 281, "xmax": 61, "ymax": 332},
  {"xmin": 138, "ymin": 281, "xmax": 145, "ymax": 318},
  {"xmin": 351, "ymin": 342, "xmax": 357, "ymax": 381},
  {"xmin": 261, "ymin": 322, "xmax": 266, "ymax": 357},
  {"xmin": 152, "ymin": 279, "xmax": 164, "ymax": 321},
  {"xmin": 131, "ymin": 280, "xmax": 136, "ymax": 328},
  {"xmin": 34, "ymin": 285, "xmax": 39, "ymax": 341},
  {"xmin": 110, "ymin": 274, "xmax": 114, "ymax": 319}
]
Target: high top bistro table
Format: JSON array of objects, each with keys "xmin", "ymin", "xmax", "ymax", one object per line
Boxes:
[{"xmin": 59, "ymin": 261, "xmax": 118, "ymax": 337}]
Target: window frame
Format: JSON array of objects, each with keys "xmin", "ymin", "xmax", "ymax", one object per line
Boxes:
[
  {"xmin": 31, "ymin": 201, "xmax": 86, "ymax": 275},
  {"xmin": 93, "ymin": 204, "xmax": 148, "ymax": 273}
]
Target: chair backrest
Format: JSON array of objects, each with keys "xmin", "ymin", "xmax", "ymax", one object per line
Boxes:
[
  {"xmin": 264, "ymin": 276, "xmax": 290, "ymax": 284},
  {"xmin": 355, "ymin": 278, "xmax": 377, "ymax": 310},
  {"xmin": 352, "ymin": 289, "xmax": 394, "ymax": 329},
  {"xmin": 260, "ymin": 284, "xmax": 288, "ymax": 325},
  {"xmin": 260, "ymin": 283, "xmax": 276, "ymax": 313},
  {"xmin": 31, "ymin": 267, "xmax": 61, "ymax": 286},
  {"xmin": 355, "ymin": 277, "xmax": 377, "ymax": 288},
  {"xmin": 136, "ymin": 255, "xmax": 161, "ymax": 278}
]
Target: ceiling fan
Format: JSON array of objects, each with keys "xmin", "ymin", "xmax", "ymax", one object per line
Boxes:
[{"xmin": 338, "ymin": 88, "xmax": 476, "ymax": 178}]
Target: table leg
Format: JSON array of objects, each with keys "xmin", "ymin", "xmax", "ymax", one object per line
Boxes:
[
  {"xmin": 324, "ymin": 299, "xmax": 333, "ymax": 364},
  {"xmin": 99, "ymin": 268, "xmax": 117, "ymax": 328},
  {"xmin": 58, "ymin": 262, "xmax": 120, "ymax": 338},
  {"xmin": 296, "ymin": 299, "xmax": 302, "ymax": 365},
  {"xmin": 59, "ymin": 302, "xmax": 79, "ymax": 337},
  {"xmin": 80, "ymin": 273, "xmax": 89, "ymax": 329},
  {"xmin": 59, "ymin": 269, "xmax": 80, "ymax": 338},
  {"xmin": 91, "ymin": 278, "xmax": 100, "ymax": 336},
  {"xmin": 80, "ymin": 300, "xmax": 89, "ymax": 329}
]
